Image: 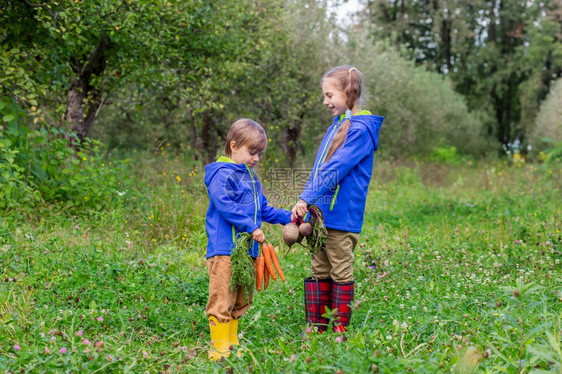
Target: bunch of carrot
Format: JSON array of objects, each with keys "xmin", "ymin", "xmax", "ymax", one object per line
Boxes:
[
  {"xmin": 230, "ymin": 232, "xmax": 255, "ymax": 301},
  {"xmin": 255, "ymin": 242, "xmax": 285, "ymax": 292}
]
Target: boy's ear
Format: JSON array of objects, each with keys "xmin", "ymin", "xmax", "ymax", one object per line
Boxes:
[{"xmin": 230, "ymin": 141, "xmax": 238, "ymax": 153}]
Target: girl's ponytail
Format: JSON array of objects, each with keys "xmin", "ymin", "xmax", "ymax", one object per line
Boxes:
[{"xmin": 324, "ymin": 66, "xmax": 362, "ymax": 162}]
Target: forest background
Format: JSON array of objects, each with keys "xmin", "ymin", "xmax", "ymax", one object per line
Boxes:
[{"xmin": 1, "ymin": 0, "xmax": 561, "ymax": 373}]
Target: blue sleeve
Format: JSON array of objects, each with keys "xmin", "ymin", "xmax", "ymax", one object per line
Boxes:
[
  {"xmin": 260, "ymin": 193, "xmax": 292, "ymax": 225},
  {"xmin": 207, "ymin": 169, "xmax": 259, "ymax": 234},
  {"xmin": 299, "ymin": 127, "xmax": 373, "ymax": 204}
]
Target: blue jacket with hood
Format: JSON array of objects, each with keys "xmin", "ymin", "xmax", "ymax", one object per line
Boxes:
[
  {"xmin": 205, "ymin": 157, "xmax": 292, "ymax": 259},
  {"xmin": 300, "ymin": 111, "xmax": 383, "ymax": 233}
]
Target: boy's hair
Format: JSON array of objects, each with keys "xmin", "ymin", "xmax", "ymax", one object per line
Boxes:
[
  {"xmin": 323, "ymin": 65, "xmax": 364, "ymax": 162},
  {"xmin": 224, "ymin": 119, "xmax": 268, "ymax": 157}
]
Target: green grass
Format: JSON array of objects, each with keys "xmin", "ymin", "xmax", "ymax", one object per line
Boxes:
[{"xmin": 0, "ymin": 158, "xmax": 561, "ymax": 373}]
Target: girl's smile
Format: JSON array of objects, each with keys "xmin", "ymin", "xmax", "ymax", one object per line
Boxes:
[{"xmin": 322, "ymin": 77, "xmax": 348, "ymax": 117}]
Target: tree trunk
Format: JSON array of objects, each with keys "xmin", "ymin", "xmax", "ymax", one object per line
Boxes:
[
  {"xmin": 488, "ymin": 1, "xmax": 497, "ymax": 43},
  {"xmin": 441, "ymin": 18, "xmax": 452, "ymax": 73},
  {"xmin": 186, "ymin": 110, "xmax": 201, "ymax": 162},
  {"xmin": 201, "ymin": 111, "xmax": 218, "ymax": 165},
  {"xmin": 284, "ymin": 124, "xmax": 300, "ymax": 168},
  {"xmin": 282, "ymin": 111, "xmax": 305, "ymax": 168},
  {"xmin": 66, "ymin": 77, "xmax": 86, "ymax": 145},
  {"xmin": 65, "ymin": 36, "xmax": 111, "ymax": 145}
]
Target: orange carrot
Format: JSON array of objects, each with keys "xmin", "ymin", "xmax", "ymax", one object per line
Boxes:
[
  {"xmin": 262, "ymin": 243, "xmax": 277, "ymax": 281},
  {"xmin": 263, "ymin": 262, "xmax": 270, "ymax": 290},
  {"xmin": 268, "ymin": 244, "xmax": 285, "ymax": 281},
  {"xmin": 256, "ymin": 254, "xmax": 264, "ymax": 292}
]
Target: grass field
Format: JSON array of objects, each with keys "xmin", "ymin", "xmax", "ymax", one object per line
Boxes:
[{"xmin": 1, "ymin": 157, "xmax": 561, "ymax": 373}]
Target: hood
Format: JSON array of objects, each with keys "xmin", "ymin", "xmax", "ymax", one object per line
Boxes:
[
  {"xmin": 352, "ymin": 113, "xmax": 384, "ymax": 151},
  {"xmin": 337, "ymin": 111, "xmax": 384, "ymax": 150},
  {"xmin": 204, "ymin": 156, "xmax": 247, "ymax": 186}
]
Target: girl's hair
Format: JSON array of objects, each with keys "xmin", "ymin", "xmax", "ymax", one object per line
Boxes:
[
  {"xmin": 323, "ymin": 65, "xmax": 363, "ymax": 162},
  {"xmin": 224, "ymin": 119, "xmax": 268, "ymax": 157}
]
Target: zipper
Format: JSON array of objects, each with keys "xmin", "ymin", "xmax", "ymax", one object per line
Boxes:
[
  {"xmin": 315, "ymin": 117, "xmax": 344, "ymax": 209},
  {"xmin": 314, "ymin": 118, "xmax": 344, "ymax": 179},
  {"xmin": 231, "ymin": 165, "xmax": 259, "ymax": 246},
  {"xmin": 244, "ymin": 164, "xmax": 259, "ymax": 223},
  {"xmin": 330, "ymin": 184, "xmax": 340, "ymax": 210}
]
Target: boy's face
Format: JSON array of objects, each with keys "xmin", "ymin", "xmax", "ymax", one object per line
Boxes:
[
  {"xmin": 322, "ymin": 77, "xmax": 347, "ymax": 117},
  {"xmin": 231, "ymin": 142, "xmax": 262, "ymax": 167}
]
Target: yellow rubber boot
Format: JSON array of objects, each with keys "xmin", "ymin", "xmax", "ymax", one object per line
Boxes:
[
  {"xmin": 229, "ymin": 318, "xmax": 244, "ymax": 357},
  {"xmin": 229, "ymin": 318, "xmax": 240, "ymax": 346},
  {"xmin": 208, "ymin": 316, "xmax": 231, "ymax": 361}
]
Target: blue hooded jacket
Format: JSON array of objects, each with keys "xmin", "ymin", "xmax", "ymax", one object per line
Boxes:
[
  {"xmin": 204, "ymin": 157, "xmax": 292, "ymax": 259},
  {"xmin": 300, "ymin": 111, "xmax": 383, "ymax": 233}
]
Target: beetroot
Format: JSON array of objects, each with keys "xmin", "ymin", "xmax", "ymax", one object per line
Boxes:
[
  {"xmin": 298, "ymin": 222, "xmax": 313, "ymax": 237},
  {"xmin": 282, "ymin": 222, "xmax": 300, "ymax": 247}
]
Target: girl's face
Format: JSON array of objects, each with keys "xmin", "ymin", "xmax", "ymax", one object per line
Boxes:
[
  {"xmin": 230, "ymin": 142, "xmax": 261, "ymax": 167},
  {"xmin": 322, "ymin": 77, "xmax": 347, "ymax": 117}
]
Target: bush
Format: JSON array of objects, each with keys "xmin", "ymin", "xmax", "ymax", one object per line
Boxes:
[
  {"xmin": 334, "ymin": 32, "xmax": 493, "ymax": 159},
  {"xmin": 528, "ymin": 78, "xmax": 562, "ymax": 154},
  {"xmin": 0, "ymin": 99, "xmax": 130, "ymax": 213},
  {"xmin": 429, "ymin": 146, "xmax": 469, "ymax": 164},
  {"xmin": 541, "ymin": 139, "xmax": 562, "ymax": 164},
  {"xmin": 0, "ymin": 100, "xmax": 37, "ymax": 207}
]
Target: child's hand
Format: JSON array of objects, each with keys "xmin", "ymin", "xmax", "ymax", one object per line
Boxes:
[
  {"xmin": 291, "ymin": 199, "xmax": 308, "ymax": 219},
  {"xmin": 252, "ymin": 228, "xmax": 265, "ymax": 243},
  {"xmin": 290, "ymin": 211, "xmax": 298, "ymax": 222}
]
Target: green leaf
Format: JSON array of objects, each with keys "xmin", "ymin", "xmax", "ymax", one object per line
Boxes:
[
  {"xmin": 2, "ymin": 114, "xmax": 15, "ymax": 123},
  {"xmin": 164, "ymin": 264, "xmax": 177, "ymax": 275}
]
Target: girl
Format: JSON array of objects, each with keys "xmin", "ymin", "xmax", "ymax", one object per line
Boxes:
[
  {"xmin": 204, "ymin": 118, "xmax": 291, "ymax": 360},
  {"xmin": 291, "ymin": 66, "xmax": 384, "ymax": 334}
]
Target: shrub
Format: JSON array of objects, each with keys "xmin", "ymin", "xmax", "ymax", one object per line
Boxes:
[
  {"xmin": 429, "ymin": 146, "xmax": 469, "ymax": 164},
  {"xmin": 334, "ymin": 31, "xmax": 493, "ymax": 159},
  {"xmin": 528, "ymin": 78, "xmax": 562, "ymax": 154},
  {"xmin": 0, "ymin": 99, "xmax": 130, "ymax": 213}
]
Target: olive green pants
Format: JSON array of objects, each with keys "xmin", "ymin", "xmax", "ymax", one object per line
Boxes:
[
  {"xmin": 206, "ymin": 255, "xmax": 254, "ymax": 323},
  {"xmin": 311, "ymin": 228, "xmax": 359, "ymax": 283}
]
